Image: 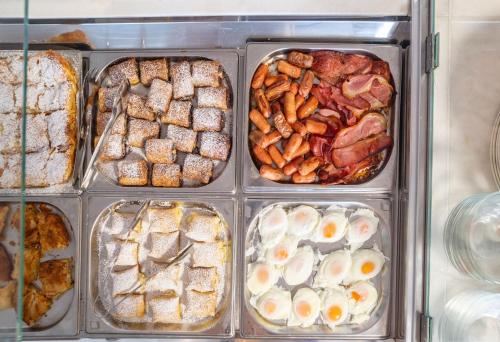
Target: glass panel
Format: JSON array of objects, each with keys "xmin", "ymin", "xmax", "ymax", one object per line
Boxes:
[{"xmin": 427, "ymin": 0, "xmax": 500, "ymax": 340}]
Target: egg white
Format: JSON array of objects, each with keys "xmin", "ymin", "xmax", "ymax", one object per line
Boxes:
[
  {"xmin": 346, "ymin": 208, "xmax": 379, "ymax": 247},
  {"xmin": 283, "ymin": 245, "xmax": 315, "ymax": 286},
  {"xmin": 320, "ymin": 288, "xmax": 349, "ymax": 329},
  {"xmin": 311, "ymin": 211, "xmax": 348, "ymax": 243},
  {"xmin": 288, "ymin": 287, "xmax": 321, "ymax": 327},
  {"xmin": 252, "ymin": 287, "xmax": 292, "ymax": 321},
  {"xmin": 264, "ymin": 235, "xmax": 299, "ymax": 266},
  {"xmin": 345, "ymin": 248, "xmax": 386, "ymax": 283},
  {"xmin": 314, "ymin": 249, "xmax": 352, "ymax": 288},
  {"xmin": 347, "ymin": 281, "xmax": 378, "ymax": 315},
  {"xmin": 247, "ymin": 262, "xmax": 280, "ymax": 296},
  {"xmin": 258, "ymin": 206, "xmax": 288, "ymax": 249},
  {"xmin": 287, "ymin": 205, "xmax": 320, "ymax": 237}
]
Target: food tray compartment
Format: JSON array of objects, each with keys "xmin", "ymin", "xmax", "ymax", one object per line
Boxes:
[
  {"xmin": 84, "ymin": 195, "xmax": 236, "ymax": 337},
  {"xmin": 83, "ymin": 50, "xmax": 238, "ymax": 193},
  {"xmin": 242, "ymin": 42, "xmax": 402, "ymax": 193},
  {"xmin": 0, "ymin": 196, "xmax": 81, "ymax": 337},
  {"xmin": 239, "ymin": 197, "xmax": 393, "ymax": 339},
  {"xmin": 0, "ymin": 49, "xmax": 83, "ymax": 195}
]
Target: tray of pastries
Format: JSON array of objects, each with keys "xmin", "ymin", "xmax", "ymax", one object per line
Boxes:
[
  {"xmin": 86, "ymin": 198, "xmax": 234, "ymax": 335},
  {"xmin": 86, "ymin": 53, "xmax": 236, "ymax": 191},
  {"xmin": 0, "ymin": 50, "xmax": 81, "ymax": 192},
  {"xmin": 0, "ymin": 200, "xmax": 77, "ymax": 332}
]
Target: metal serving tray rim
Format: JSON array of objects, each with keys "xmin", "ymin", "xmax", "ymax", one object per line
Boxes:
[
  {"xmin": 242, "ymin": 42, "xmax": 402, "ymax": 194},
  {"xmin": 82, "ymin": 49, "xmax": 239, "ymax": 194},
  {"xmin": 83, "ymin": 195, "xmax": 237, "ymax": 337}
]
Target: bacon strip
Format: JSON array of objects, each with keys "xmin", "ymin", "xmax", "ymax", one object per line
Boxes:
[
  {"xmin": 333, "ymin": 112, "xmax": 387, "ymax": 149},
  {"xmin": 310, "ymin": 51, "xmax": 373, "ymax": 84},
  {"xmin": 332, "ymin": 132, "xmax": 392, "ymax": 168}
]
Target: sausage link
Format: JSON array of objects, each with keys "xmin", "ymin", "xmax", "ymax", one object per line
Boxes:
[
  {"xmin": 252, "ymin": 145, "xmax": 273, "ymax": 165},
  {"xmin": 305, "ymin": 119, "xmax": 328, "ymax": 135},
  {"xmin": 299, "ymin": 70, "xmax": 314, "ymax": 97},
  {"xmin": 251, "ymin": 63, "xmax": 268, "ymax": 89},
  {"xmin": 287, "ymin": 51, "xmax": 314, "ymax": 68},
  {"xmin": 291, "ymin": 121, "xmax": 308, "ymax": 137},
  {"xmin": 273, "ymin": 111, "xmax": 293, "ymax": 138},
  {"xmin": 282, "ymin": 133, "xmax": 303, "ymax": 161},
  {"xmin": 258, "ymin": 130, "xmax": 282, "ymax": 149},
  {"xmin": 292, "ymin": 171, "xmax": 316, "ymax": 183},
  {"xmin": 277, "ymin": 60, "xmax": 302, "ymax": 79},
  {"xmin": 260, "ymin": 165, "xmax": 285, "ymax": 181},
  {"xmin": 268, "ymin": 144, "xmax": 286, "ymax": 168},
  {"xmin": 297, "ymin": 96, "xmax": 319, "ymax": 120},
  {"xmin": 295, "ymin": 95, "xmax": 305, "ymax": 110},
  {"xmin": 271, "ymin": 101, "xmax": 282, "ymax": 114},
  {"xmin": 254, "ymin": 89, "xmax": 271, "ymax": 118},
  {"xmin": 298, "ymin": 156, "xmax": 322, "ymax": 176},
  {"xmin": 264, "ymin": 74, "xmax": 288, "ymax": 87},
  {"xmin": 265, "ymin": 78, "xmax": 291, "ymax": 101},
  {"xmin": 283, "ymin": 91, "xmax": 297, "ymax": 124},
  {"xmin": 249, "ymin": 108, "xmax": 271, "ymax": 133},
  {"xmin": 283, "ymin": 156, "xmax": 305, "ymax": 176},
  {"xmin": 291, "ymin": 140, "xmax": 311, "ymax": 159},
  {"xmin": 290, "ymin": 82, "xmax": 299, "ymax": 95}
]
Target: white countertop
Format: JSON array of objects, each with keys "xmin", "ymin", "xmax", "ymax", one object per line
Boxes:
[{"xmin": 3, "ymin": 0, "xmax": 409, "ymax": 18}]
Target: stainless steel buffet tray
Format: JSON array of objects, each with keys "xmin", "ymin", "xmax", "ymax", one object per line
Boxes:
[
  {"xmin": 0, "ymin": 195, "xmax": 82, "ymax": 338},
  {"xmin": 82, "ymin": 50, "xmax": 239, "ymax": 194},
  {"xmin": 239, "ymin": 197, "xmax": 394, "ymax": 339},
  {"xmin": 242, "ymin": 42, "xmax": 402, "ymax": 194},
  {"xmin": 83, "ymin": 195, "xmax": 237, "ymax": 338}
]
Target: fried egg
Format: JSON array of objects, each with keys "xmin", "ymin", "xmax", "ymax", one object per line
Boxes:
[
  {"xmin": 287, "ymin": 205, "xmax": 320, "ymax": 237},
  {"xmin": 311, "ymin": 211, "xmax": 348, "ymax": 243},
  {"xmin": 283, "ymin": 245, "xmax": 315, "ymax": 286},
  {"xmin": 288, "ymin": 287, "xmax": 321, "ymax": 327},
  {"xmin": 320, "ymin": 288, "xmax": 349, "ymax": 329},
  {"xmin": 253, "ymin": 287, "xmax": 292, "ymax": 321},
  {"xmin": 345, "ymin": 248, "xmax": 386, "ymax": 283},
  {"xmin": 314, "ymin": 249, "xmax": 351, "ymax": 287},
  {"xmin": 258, "ymin": 206, "xmax": 288, "ymax": 249},
  {"xmin": 265, "ymin": 235, "xmax": 299, "ymax": 266},
  {"xmin": 247, "ymin": 262, "xmax": 280, "ymax": 296},
  {"xmin": 347, "ymin": 281, "xmax": 378, "ymax": 315},
  {"xmin": 346, "ymin": 208, "xmax": 379, "ymax": 246}
]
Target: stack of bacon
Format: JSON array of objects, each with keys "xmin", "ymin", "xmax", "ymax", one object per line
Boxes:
[{"xmin": 249, "ymin": 50, "xmax": 394, "ymax": 184}]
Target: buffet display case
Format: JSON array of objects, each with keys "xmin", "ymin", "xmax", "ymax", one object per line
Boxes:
[{"xmin": 0, "ymin": 0, "xmax": 450, "ymax": 340}]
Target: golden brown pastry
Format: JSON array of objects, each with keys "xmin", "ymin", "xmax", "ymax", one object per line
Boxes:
[
  {"xmin": 23, "ymin": 285, "xmax": 52, "ymax": 326},
  {"xmin": 112, "ymin": 294, "xmax": 145, "ymax": 319},
  {"xmin": 152, "ymin": 164, "xmax": 181, "ymax": 188},
  {"xmin": 97, "ymin": 86, "xmax": 120, "ymax": 113},
  {"xmin": 11, "ymin": 247, "xmax": 41, "ymax": 284},
  {"xmin": 161, "ymin": 100, "xmax": 191, "ymax": 127},
  {"xmin": 166, "ymin": 125, "xmax": 197, "ymax": 153},
  {"xmin": 171, "ymin": 61, "xmax": 194, "ymax": 100},
  {"xmin": 191, "ymin": 60, "xmax": 221, "ymax": 87},
  {"xmin": 0, "ymin": 205, "xmax": 9, "ymax": 237},
  {"xmin": 139, "ymin": 58, "xmax": 168, "ymax": 86},
  {"xmin": 0, "ymin": 281, "xmax": 16, "ymax": 310},
  {"xmin": 192, "ymin": 107, "xmax": 224, "ymax": 132},
  {"xmin": 100, "ymin": 134, "xmax": 126, "ymax": 161},
  {"xmin": 39, "ymin": 258, "xmax": 73, "ymax": 298},
  {"xmin": 183, "ymin": 290, "xmax": 217, "ymax": 320},
  {"xmin": 96, "ymin": 112, "xmax": 127, "ymax": 136},
  {"xmin": 145, "ymin": 138, "xmax": 176, "ymax": 164},
  {"xmin": 199, "ymin": 131, "xmax": 231, "ymax": 161},
  {"xmin": 127, "ymin": 93, "xmax": 155, "ymax": 121},
  {"xmin": 149, "ymin": 295, "xmax": 181, "ymax": 323},
  {"xmin": 127, "ymin": 119, "xmax": 160, "ymax": 148},
  {"xmin": 107, "ymin": 58, "xmax": 139, "ymax": 86},
  {"xmin": 197, "ymin": 87, "xmax": 228, "ymax": 110},
  {"xmin": 38, "ymin": 212, "xmax": 70, "ymax": 254},
  {"xmin": 146, "ymin": 79, "xmax": 173, "ymax": 113},
  {"xmin": 182, "ymin": 154, "xmax": 213, "ymax": 184},
  {"xmin": 117, "ymin": 160, "xmax": 149, "ymax": 186}
]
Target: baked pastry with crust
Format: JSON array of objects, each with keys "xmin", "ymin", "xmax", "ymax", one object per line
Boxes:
[
  {"xmin": 192, "ymin": 241, "xmax": 225, "ymax": 268},
  {"xmin": 152, "ymin": 164, "xmax": 181, "ymax": 188},
  {"xmin": 25, "ymin": 114, "xmax": 49, "ymax": 153},
  {"xmin": 185, "ymin": 212, "xmax": 221, "ymax": 242},
  {"xmin": 38, "ymin": 212, "xmax": 70, "ymax": 254},
  {"xmin": 145, "ymin": 138, "xmax": 176, "ymax": 164},
  {"xmin": 199, "ymin": 131, "xmax": 231, "ymax": 161},
  {"xmin": 127, "ymin": 119, "xmax": 160, "ymax": 148},
  {"xmin": 112, "ymin": 294, "xmax": 145, "ymax": 319},
  {"xmin": 144, "ymin": 265, "xmax": 183, "ymax": 295},
  {"xmin": 183, "ymin": 290, "xmax": 217, "ymax": 320},
  {"xmin": 47, "ymin": 109, "xmax": 76, "ymax": 152},
  {"xmin": 23, "ymin": 285, "xmax": 52, "ymax": 326},
  {"xmin": 117, "ymin": 160, "xmax": 148, "ymax": 186},
  {"xmin": 161, "ymin": 100, "xmax": 191, "ymax": 127},
  {"xmin": 192, "ymin": 107, "xmax": 224, "ymax": 132},
  {"xmin": 114, "ymin": 241, "xmax": 138, "ymax": 270},
  {"xmin": 96, "ymin": 112, "xmax": 127, "ymax": 136},
  {"xmin": 146, "ymin": 79, "xmax": 172, "ymax": 113},
  {"xmin": 186, "ymin": 267, "xmax": 218, "ymax": 292},
  {"xmin": 127, "ymin": 93, "xmax": 155, "ymax": 121},
  {"xmin": 166, "ymin": 125, "xmax": 197, "ymax": 153},
  {"xmin": 147, "ymin": 206, "xmax": 182, "ymax": 233},
  {"xmin": 11, "ymin": 247, "xmax": 41, "ymax": 285},
  {"xmin": 47, "ymin": 149, "xmax": 74, "ymax": 185},
  {"xmin": 0, "ymin": 205, "xmax": 9, "ymax": 237},
  {"xmin": 197, "ymin": 87, "xmax": 228, "ymax": 110},
  {"xmin": 107, "ymin": 58, "xmax": 139, "ymax": 86},
  {"xmin": 182, "ymin": 154, "xmax": 213, "ymax": 184},
  {"xmin": 0, "ymin": 154, "xmax": 21, "ymax": 188},
  {"xmin": 111, "ymin": 265, "xmax": 142, "ymax": 296},
  {"xmin": 139, "ymin": 58, "xmax": 168, "ymax": 86},
  {"xmin": 148, "ymin": 231, "xmax": 179, "ymax": 261},
  {"xmin": 0, "ymin": 281, "xmax": 16, "ymax": 310},
  {"xmin": 25, "ymin": 149, "xmax": 50, "ymax": 187},
  {"xmin": 98, "ymin": 86, "xmax": 120, "ymax": 113},
  {"xmin": 191, "ymin": 60, "xmax": 221, "ymax": 87},
  {"xmin": 39, "ymin": 258, "xmax": 73, "ymax": 298},
  {"xmin": 101, "ymin": 134, "xmax": 126, "ymax": 161},
  {"xmin": 171, "ymin": 61, "xmax": 194, "ymax": 100},
  {"xmin": 0, "ymin": 82, "xmax": 15, "ymax": 113},
  {"xmin": 0, "ymin": 113, "xmax": 20, "ymax": 154},
  {"xmin": 149, "ymin": 295, "xmax": 181, "ymax": 323}
]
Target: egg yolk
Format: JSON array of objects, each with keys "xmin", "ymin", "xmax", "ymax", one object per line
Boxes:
[
  {"xmin": 296, "ymin": 211, "xmax": 308, "ymax": 224},
  {"xmin": 327, "ymin": 305, "xmax": 343, "ymax": 322},
  {"xmin": 257, "ymin": 267, "xmax": 269, "ymax": 283},
  {"xmin": 274, "ymin": 247, "xmax": 289, "ymax": 260},
  {"xmin": 323, "ymin": 223, "xmax": 337, "ymax": 238},
  {"xmin": 296, "ymin": 300, "xmax": 312, "ymax": 318},
  {"xmin": 361, "ymin": 261, "xmax": 375, "ymax": 274},
  {"xmin": 264, "ymin": 300, "xmax": 277, "ymax": 314},
  {"xmin": 359, "ymin": 221, "xmax": 370, "ymax": 234},
  {"xmin": 351, "ymin": 291, "xmax": 364, "ymax": 302}
]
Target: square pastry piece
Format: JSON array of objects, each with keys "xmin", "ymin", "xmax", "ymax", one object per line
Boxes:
[
  {"xmin": 114, "ymin": 241, "xmax": 138, "ymax": 270},
  {"xmin": 109, "ymin": 211, "xmax": 140, "ymax": 236},
  {"xmin": 197, "ymin": 87, "xmax": 228, "ymax": 110},
  {"xmin": 166, "ymin": 125, "xmax": 197, "ymax": 153},
  {"xmin": 107, "ymin": 58, "xmax": 140, "ymax": 86},
  {"xmin": 101, "ymin": 134, "xmax": 126, "ymax": 161},
  {"xmin": 171, "ymin": 61, "xmax": 194, "ymax": 100},
  {"xmin": 111, "ymin": 265, "xmax": 141, "ymax": 296},
  {"xmin": 112, "ymin": 294, "xmax": 145, "ymax": 320},
  {"xmin": 118, "ymin": 160, "xmax": 148, "ymax": 186},
  {"xmin": 186, "ymin": 267, "xmax": 218, "ymax": 292},
  {"xmin": 98, "ymin": 86, "xmax": 120, "ymax": 112},
  {"xmin": 0, "ymin": 113, "xmax": 20, "ymax": 153},
  {"xmin": 96, "ymin": 112, "xmax": 127, "ymax": 136},
  {"xmin": 146, "ymin": 79, "xmax": 172, "ymax": 113},
  {"xmin": 183, "ymin": 290, "xmax": 217, "ymax": 320},
  {"xmin": 199, "ymin": 132, "xmax": 231, "ymax": 161},
  {"xmin": 139, "ymin": 58, "xmax": 168, "ymax": 86},
  {"xmin": 23, "ymin": 285, "xmax": 52, "ymax": 326},
  {"xmin": 192, "ymin": 108, "xmax": 224, "ymax": 132},
  {"xmin": 152, "ymin": 164, "xmax": 181, "ymax": 188},
  {"xmin": 145, "ymin": 265, "xmax": 183, "ymax": 296},
  {"xmin": 39, "ymin": 258, "xmax": 73, "ymax": 298},
  {"xmin": 148, "ymin": 231, "xmax": 179, "ymax": 261},
  {"xmin": 192, "ymin": 242, "xmax": 225, "ymax": 268},
  {"xmin": 25, "ymin": 114, "xmax": 49, "ymax": 153},
  {"xmin": 161, "ymin": 100, "xmax": 191, "ymax": 127},
  {"xmin": 182, "ymin": 154, "xmax": 213, "ymax": 185},
  {"xmin": 149, "ymin": 295, "xmax": 181, "ymax": 323},
  {"xmin": 127, "ymin": 93, "xmax": 155, "ymax": 121},
  {"xmin": 127, "ymin": 119, "xmax": 160, "ymax": 148},
  {"xmin": 191, "ymin": 60, "xmax": 221, "ymax": 87},
  {"xmin": 148, "ymin": 207, "xmax": 182, "ymax": 233},
  {"xmin": 47, "ymin": 150, "xmax": 74, "ymax": 185},
  {"xmin": 145, "ymin": 138, "xmax": 176, "ymax": 164},
  {"xmin": 38, "ymin": 212, "xmax": 70, "ymax": 254},
  {"xmin": 185, "ymin": 212, "xmax": 221, "ymax": 242}
]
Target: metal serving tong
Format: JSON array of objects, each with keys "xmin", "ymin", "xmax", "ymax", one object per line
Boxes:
[{"xmin": 81, "ymin": 78, "xmax": 129, "ymax": 190}]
